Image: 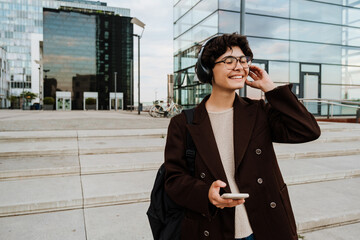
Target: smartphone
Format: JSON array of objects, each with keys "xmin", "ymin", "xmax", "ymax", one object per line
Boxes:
[{"xmin": 221, "ymin": 193, "xmax": 249, "ymax": 199}]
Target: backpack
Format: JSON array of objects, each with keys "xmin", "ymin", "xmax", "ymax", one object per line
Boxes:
[{"xmin": 146, "ymin": 109, "xmax": 196, "ymax": 240}]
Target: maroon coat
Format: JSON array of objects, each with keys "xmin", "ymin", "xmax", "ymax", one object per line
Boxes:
[{"xmin": 164, "ymin": 85, "xmax": 321, "ymax": 240}]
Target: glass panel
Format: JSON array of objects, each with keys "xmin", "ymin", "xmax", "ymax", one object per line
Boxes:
[
  {"xmin": 290, "ymin": 20, "xmax": 342, "ymax": 45},
  {"xmin": 246, "ymin": 0, "xmax": 289, "ymax": 17},
  {"xmin": 303, "ymin": 73, "xmax": 319, "ymax": 114},
  {"xmin": 290, "ymin": 42, "xmax": 342, "ymax": 64},
  {"xmin": 342, "ymin": 47, "xmax": 360, "ymax": 66},
  {"xmin": 219, "ymin": 10, "xmax": 240, "ymax": 34},
  {"xmin": 246, "ymin": 14, "xmax": 289, "ymax": 39},
  {"xmin": 321, "ymin": 65, "xmax": 342, "ymax": 84},
  {"xmin": 343, "ymin": 27, "xmax": 360, "ymax": 47},
  {"xmin": 269, "ymin": 61, "xmax": 289, "ymax": 83},
  {"xmin": 301, "ymin": 64, "xmax": 320, "ymax": 73},
  {"xmin": 248, "ymin": 37, "xmax": 289, "ymax": 61},
  {"xmin": 174, "ymin": 0, "xmax": 217, "ymax": 38},
  {"xmin": 175, "ymin": 12, "xmax": 218, "ymax": 53},
  {"xmin": 291, "ymin": 0, "xmax": 342, "ymax": 25},
  {"xmin": 342, "ymin": 66, "xmax": 360, "ymax": 85},
  {"xmin": 344, "ymin": 7, "xmax": 360, "ymax": 28},
  {"xmin": 219, "ymin": 0, "xmax": 241, "ymax": 11}
]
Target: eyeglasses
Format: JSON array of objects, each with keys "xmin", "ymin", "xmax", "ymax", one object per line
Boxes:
[{"xmin": 214, "ymin": 56, "xmax": 252, "ymax": 70}]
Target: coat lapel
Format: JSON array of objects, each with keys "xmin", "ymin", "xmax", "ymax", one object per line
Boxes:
[
  {"xmin": 186, "ymin": 95, "xmax": 230, "ymax": 192},
  {"xmin": 233, "ymin": 95, "xmax": 258, "ymax": 171}
]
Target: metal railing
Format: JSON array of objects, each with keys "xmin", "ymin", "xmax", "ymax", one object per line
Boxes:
[{"xmin": 299, "ymin": 98, "xmax": 360, "ymax": 123}]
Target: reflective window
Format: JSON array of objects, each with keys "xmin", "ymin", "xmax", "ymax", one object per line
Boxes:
[
  {"xmin": 344, "ymin": 7, "xmax": 360, "ymax": 28},
  {"xmin": 343, "ymin": 27, "xmax": 360, "ymax": 47},
  {"xmin": 290, "ymin": 62, "xmax": 299, "ymax": 83},
  {"xmin": 174, "ymin": 0, "xmax": 201, "ymax": 22},
  {"xmin": 321, "ymin": 65, "xmax": 342, "ymax": 84},
  {"xmin": 219, "ymin": 10, "xmax": 240, "ymax": 34},
  {"xmin": 248, "ymin": 37, "xmax": 289, "ymax": 61},
  {"xmin": 290, "ymin": 20, "xmax": 342, "ymax": 44},
  {"xmin": 246, "ymin": 0, "xmax": 289, "ymax": 18},
  {"xmin": 342, "ymin": 66, "xmax": 360, "ymax": 85},
  {"xmin": 175, "ymin": 12, "xmax": 218, "ymax": 53},
  {"xmin": 174, "ymin": 0, "xmax": 217, "ymax": 38},
  {"xmin": 269, "ymin": 61, "xmax": 289, "ymax": 83},
  {"xmin": 246, "ymin": 14, "xmax": 289, "ymax": 39},
  {"xmin": 219, "ymin": 0, "xmax": 240, "ymax": 12},
  {"xmin": 291, "ymin": 0, "xmax": 342, "ymax": 25},
  {"xmin": 43, "ymin": 9, "xmax": 133, "ymax": 110},
  {"xmin": 342, "ymin": 47, "xmax": 360, "ymax": 66},
  {"xmin": 290, "ymin": 42, "xmax": 342, "ymax": 64}
]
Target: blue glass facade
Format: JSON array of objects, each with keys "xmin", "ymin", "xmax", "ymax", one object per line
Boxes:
[
  {"xmin": 173, "ymin": 0, "xmax": 360, "ymax": 116},
  {"xmin": 0, "ymin": 0, "xmax": 131, "ymax": 109},
  {"xmin": 43, "ymin": 8, "xmax": 133, "ymax": 110}
]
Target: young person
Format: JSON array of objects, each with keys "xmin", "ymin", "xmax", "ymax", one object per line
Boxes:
[{"xmin": 164, "ymin": 33, "xmax": 320, "ymax": 240}]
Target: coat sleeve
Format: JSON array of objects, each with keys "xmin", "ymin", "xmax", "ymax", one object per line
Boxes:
[
  {"xmin": 263, "ymin": 84, "xmax": 321, "ymax": 143},
  {"xmin": 164, "ymin": 113, "xmax": 215, "ymax": 218}
]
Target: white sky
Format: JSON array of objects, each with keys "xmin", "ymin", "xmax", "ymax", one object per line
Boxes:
[{"xmin": 104, "ymin": 0, "xmax": 174, "ymax": 103}]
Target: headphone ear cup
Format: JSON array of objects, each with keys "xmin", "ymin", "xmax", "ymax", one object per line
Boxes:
[
  {"xmin": 195, "ymin": 36, "xmax": 217, "ymax": 84},
  {"xmin": 195, "ymin": 58, "xmax": 212, "ymax": 84}
]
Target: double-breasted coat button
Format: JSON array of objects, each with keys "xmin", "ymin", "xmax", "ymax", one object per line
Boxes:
[
  {"xmin": 257, "ymin": 178, "xmax": 263, "ymax": 184},
  {"xmin": 270, "ymin": 202, "xmax": 277, "ymax": 208},
  {"xmin": 255, "ymin": 148, "xmax": 262, "ymax": 155},
  {"xmin": 204, "ymin": 230, "xmax": 209, "ymax": 237},
  {"xmin": 200, "ymin": 173, "xmax": 206, "ymax": 179}
]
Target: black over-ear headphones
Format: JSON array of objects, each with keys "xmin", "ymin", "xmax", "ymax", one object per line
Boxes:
[{"xmin": 195, "ymin": 35, "xmax": 218, "ymax": 84}]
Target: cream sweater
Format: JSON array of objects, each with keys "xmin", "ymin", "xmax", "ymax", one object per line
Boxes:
[{"xmin": 208, "ymin": 107, "xmax": 253, "ymax": 238}]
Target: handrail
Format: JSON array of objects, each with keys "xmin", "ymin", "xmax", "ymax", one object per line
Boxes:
[
  {"xmin": 299, "ymin": 98, "xmax": 360, "ymax": 106},
  {"xmin": 299, "ymin": 99, "xmax": 360, "ymax": 109},
  {"xmin": 298, "ymin": 98, "xmax": 360, "ymax": 123}
]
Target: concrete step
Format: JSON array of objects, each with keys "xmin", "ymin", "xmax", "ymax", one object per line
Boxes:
[
  {"xmin": 280, "ymin": 154, "xmax": 360, "ymax": 185},
  {"xmin": 0, "ymin": 171, "xmax": 156, "ymax": 217},
  {"xmin": 0, "ymin": 175, "xmax": 83, "ymax": 217},
  {"xmin": 0, "ymin": 129, "xmax": 167, "ymax": 141},
  {"xmin": 291, "ymin": 177, "xmax": 360, "ymax": 233},
  {"xmin": 0, "ymin": 155, "xmax": 80, "ymax": 180},
  {"xmin": 1, "ymin": 153, "xmax": 360, "ymax": 217},
  {"xmin": 317, "ymin": 122, "xmax": 360, "ymax": 132},
  {"xmin": 0, "ymin": 137, "xmax": 166, "ymax": 158},
  {"xmin": 2, "ymin": 175, "xmax": 359, "ymax": 240},
  {"xmin": 301, "ymin": 221, "xmax": 360, "ymax": 240},
  {"xmin": 274, "ymin": 141, "xmax": 360, "ymax": 160},
  {"xmin": 0, "ymin": 131, "xmax": 359, "ymax": 158},
  {"xmin": 0, "ymin": 209, "xmax": 87, "ymax": 240},
  {"xmin": 1, "ymin": 144, "xmax": 360, "ymax": 181}
]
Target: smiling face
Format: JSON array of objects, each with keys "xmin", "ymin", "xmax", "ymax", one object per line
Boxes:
[{"xmin": 212, "ymin": 46, "xmax": 250, "ymax": 93}]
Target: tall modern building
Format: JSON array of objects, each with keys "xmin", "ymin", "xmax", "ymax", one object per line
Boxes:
[
  {"xmin": 0, "ymin": 46, "xmax": 9, "ymax": 108},
  {"xmin": 173, "ymin": 0, "xmax": 360, "ymax": 116},
  {"xmin": 0, "ymin": 0, "xmax": 133, "ymax": 110}
]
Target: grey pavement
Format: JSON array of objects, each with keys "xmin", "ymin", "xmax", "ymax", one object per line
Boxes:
[{"xmin": 0, "ymin": 110, "xmax": 360, "ymax": 239}]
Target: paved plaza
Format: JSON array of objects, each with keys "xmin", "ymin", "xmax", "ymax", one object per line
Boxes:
[{"xmin": 0, "ymin": 109, "xmax": 360, "ymax": 239}]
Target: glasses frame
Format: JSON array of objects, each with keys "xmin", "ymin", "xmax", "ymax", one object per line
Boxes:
[{"xmin": 214, "ymin": 56, "xmax": 252, "ymax": 70}]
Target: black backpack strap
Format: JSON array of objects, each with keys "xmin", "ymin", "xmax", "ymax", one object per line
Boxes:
[{"xmin": 183, "ymin": 108, "xmax": 196, "ymax": 176}]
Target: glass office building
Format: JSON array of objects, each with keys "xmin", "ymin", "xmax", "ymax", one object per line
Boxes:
[
  {"xmin": 0, "ymin": 46, "xmax": 9, "ymax": 108},
  {"xmin": 0, "ymin": 0, "xmax": 132, "ymax": 109},
  {"xmin": 43, "ymin": 8, "xmax": 133, "ymax": 110},
  {"xmin": 173, "ymin": 0, "xmax": 360, "ymax": 116}
]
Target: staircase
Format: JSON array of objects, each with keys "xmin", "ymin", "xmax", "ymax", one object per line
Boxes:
[{"xmin": 0, "ymin": 119, "xmax": 359, "ymax": 239}]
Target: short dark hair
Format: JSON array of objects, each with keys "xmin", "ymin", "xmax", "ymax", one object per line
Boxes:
[{"xmin": 200, "ymin": 33, "xmax": 253, "ymax": 71}]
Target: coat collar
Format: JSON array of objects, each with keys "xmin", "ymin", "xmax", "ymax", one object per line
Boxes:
[{"xmin": 186, "ymin": 93, "xmax": 258, "ymax": 192}]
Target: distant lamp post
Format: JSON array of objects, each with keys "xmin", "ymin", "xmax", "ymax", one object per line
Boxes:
[
  {"xmin": 34, "ymin": 60, "xmax": 42, "ymax": 106},
  {"xmin": 131, "ymin": 17, "xmax": 145, "ymax": 115}
]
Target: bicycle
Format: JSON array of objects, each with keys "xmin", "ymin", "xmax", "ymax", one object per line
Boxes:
[{"xmin": 149, "ymin": 100, "xmax": 183, "ymax": 118}]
